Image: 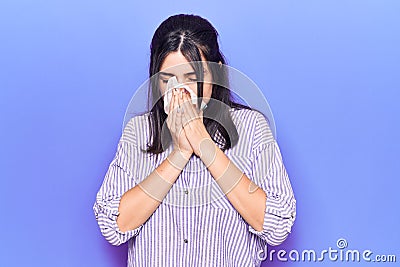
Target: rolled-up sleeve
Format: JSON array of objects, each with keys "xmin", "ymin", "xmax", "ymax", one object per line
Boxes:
[
  {"xmin": 93, "ymin": 119, "xmax": 143, "ymax": 246},
  {"xmin": 247, "ymin": 112, "xmax": 296, "ymax": 246}
]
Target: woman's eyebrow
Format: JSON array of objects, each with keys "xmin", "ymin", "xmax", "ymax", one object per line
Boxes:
[
  {"xmin": 185, "ymin": 69, "xmax": 208, "ymax": 75},
  {"xmin": 159, "ymin": 72, "xmax": 174, "ymax": 76},
  {"xmin": 184, "ymin": 72, "xmax": 196, "ymax": 76},
  {"xmin": 159, "ymin": 71, "xmax": 202, "ymax": 76}
]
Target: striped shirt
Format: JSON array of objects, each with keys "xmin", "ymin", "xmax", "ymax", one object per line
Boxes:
[{"xmin": 93, "ymin": 108, "xmax": 296, "ymax": 267}]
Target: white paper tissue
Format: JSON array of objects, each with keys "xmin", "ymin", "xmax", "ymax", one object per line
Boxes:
[{"xmin": 163, "ymin": 76, "xmax": 207, "ymax": 115}]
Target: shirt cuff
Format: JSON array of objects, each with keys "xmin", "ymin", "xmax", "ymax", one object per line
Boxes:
[
  {"xmin": 248, "ymin": 192, "xmax": 296, "ymax": 246},
  {"xmin": 93, "ymin": 197, "xmax": 143, "ymax": 246}
]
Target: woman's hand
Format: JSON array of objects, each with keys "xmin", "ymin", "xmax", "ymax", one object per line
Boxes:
[
  {"xmin": 166, "ymin": 88, "xmax": 193, "ymax": 158},
  {"xmin": 180, "ymin": 91, "xmax": 214, "ymax": 158}
]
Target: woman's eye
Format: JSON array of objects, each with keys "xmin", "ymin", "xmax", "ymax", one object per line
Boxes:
[
  {"xmin": 161, "ymin": 79, "xmax": 168, "ymax": 84},
  {"xmin": 188, "ymin": 78, "xmax": 197, "ymax": 82}
]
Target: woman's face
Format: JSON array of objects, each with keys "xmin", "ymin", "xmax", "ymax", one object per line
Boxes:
[{"xmin": 159, "ymin": 51, "xmax": 213, "ymax": 103}]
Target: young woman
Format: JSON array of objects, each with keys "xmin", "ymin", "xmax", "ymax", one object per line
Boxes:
[{"xmin": 93, "ymin": 14, "xmax": 296, "ymax": 266}]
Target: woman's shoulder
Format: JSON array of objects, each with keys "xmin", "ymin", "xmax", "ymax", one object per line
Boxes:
[
  {"xmin": 121, "ymin": 112, "xmax": 151, "ymax": 143},
  {"xmin": 229, "ymin": 107, "xmax": 274, "ymax": 143},
  {"xmin": 125, "ymin": 112, "xmax": 150, "ymax": 126},
  {"xmin": 229, "ymin": 107, "xmax": 269, "ymax": 126}
]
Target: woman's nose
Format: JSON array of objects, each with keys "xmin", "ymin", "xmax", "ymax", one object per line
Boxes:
[{"xmin": 174, "ymin": 76, "xmax": 185, "ymax": 85}]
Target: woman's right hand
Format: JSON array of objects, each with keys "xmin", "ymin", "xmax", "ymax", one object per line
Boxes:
[{"xmin": 166, "ymin": 88, "xmax": 193, "ymax": 158}]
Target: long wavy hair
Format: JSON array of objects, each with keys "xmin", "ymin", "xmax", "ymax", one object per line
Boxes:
[{"xmin": 146, "ymin": 14, "xmax": 252, "ymax": 156}]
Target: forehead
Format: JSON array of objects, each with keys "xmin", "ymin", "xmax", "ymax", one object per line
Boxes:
[
  {"xmin": 160, "ymin": 51, "xmax": 208, "ymax": 74},
  {"xmin": 160, "ymin": 51, "xmax": 191, "ymax": 71}
]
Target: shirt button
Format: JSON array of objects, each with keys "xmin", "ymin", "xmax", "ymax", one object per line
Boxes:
[
  {"xmin": 183, "ymin": 239, "xmax": 188, "ymax": 243},
  {"xmin": 184, "ymin": 189, "xmax": 188, "ymax": 194}
]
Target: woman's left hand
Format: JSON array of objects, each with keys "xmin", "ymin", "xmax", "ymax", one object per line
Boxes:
[{"xmin": 178, "ymin": 90, "xmax": 213, "ymax": 157}]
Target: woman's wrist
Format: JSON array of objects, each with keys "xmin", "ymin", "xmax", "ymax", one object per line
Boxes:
[
  {"xmin": 198, "ymin": 138, "xmax": 218, "ymax": 168},
  {"xmin": 175, "ymin": 149, "xmax": 192, "ymax": 160},
  {"xmin": 167, "ymin": 149, "xmax": 192, "ymax": 170}
]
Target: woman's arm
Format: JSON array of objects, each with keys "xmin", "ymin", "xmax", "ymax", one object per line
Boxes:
[
  {"xmin": 205, "ymin": 144, "xmax": 266, "ymax": 231},
  {"xmin": 94, "ymin": 90, "xmax": 193, "ymax": 245},
  {"xmin": 247, "ymin": 140, "xmax": 296, "ymax": 246},
  {"xmin": 199, "ymin": 130, "xmax": 296, "ymax": 246},
  {"xmin": 180, "ymin": 93, "xmax": 295, "ymax": 245},
  {"xmin": 117, "ymin": 150, "xmax": 191, "ymax": 232},
  {"xmin": 179, "ymin": 93, "xmax": 266, "ymax": 230},
  {"xmin": 94, "ymin": 142, "xmax": 191, "ymax": 246}
]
